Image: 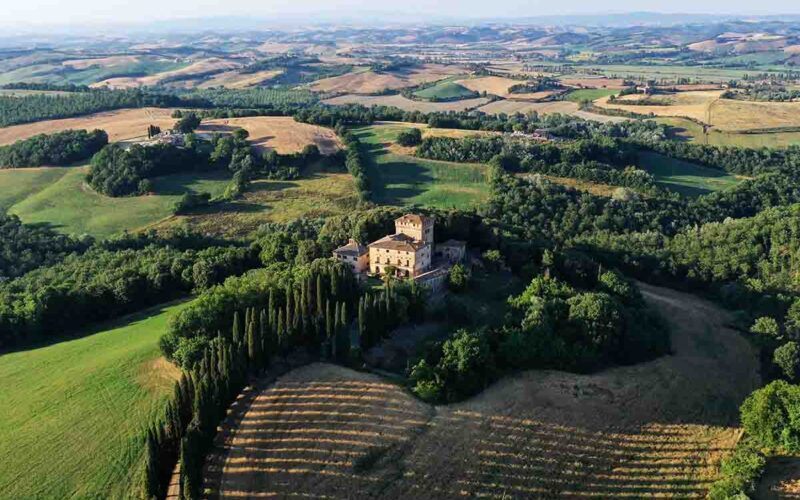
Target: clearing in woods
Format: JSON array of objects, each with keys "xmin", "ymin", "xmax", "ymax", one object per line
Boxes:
[
  {"xmin": 0, "ymin": 108, "xmax": 178, "ymax": 145},
  {"xmin": 637, "ymin": 151, "xmax": 743, "ymax": 197},
  {"xmin": 197, "ymin": 116, "xmax": 342, "ymax": 154},
  {"xmin": 164, "ymin": 168, "xmax": 359, "ymax": 238},
  {"xmin": 0, "ymin": 300, "xmax": 188, "ymax": 499},
  {"xmin": 354, "ymin": 125, "xmax": 490, "ymax": 209},
  {"xmin": 6, "ymin": 166, "xmax": 230, "ymax": 238},
  {"xmin": 210, "ymin": 283, "xmax": 760, "ymax": 499}
]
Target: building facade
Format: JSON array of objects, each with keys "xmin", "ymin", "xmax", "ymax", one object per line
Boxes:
[{"xmin": 332, "ymin": 239, "xmax": 369, "ymax": 274}]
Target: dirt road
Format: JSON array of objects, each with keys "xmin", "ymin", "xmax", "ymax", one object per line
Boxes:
[{"xmin": 211, "ymin": 283, "xmax": 760, "ymax": 499}]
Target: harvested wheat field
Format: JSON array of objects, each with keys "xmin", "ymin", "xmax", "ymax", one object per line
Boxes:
[
  {"xmin": 197, "ymin": 116, "xmax": 342, "ymax": 154},
  {"xmin": 311, "ymin": 64, "xmax": 463, "ymax": 94},
  {"xmin": 196, "ymin": 69, "xmax": 283, "ymax": 89},
  {"xmin": 597, "ymin": 91, "xmax": 800, "ymax": 131},
  {"xmin": 61, "ymin": 55, "xmax": 142, "ymax": 69},
  {"xmin": 0, "ymin": 108, "xmax": 177, "ymax": 145},
  {"xmin": 596, "ymin": 91, "xmax": 723, "ymax": 123},
  {"xmin": 454, "ymin": 76, "xmax": 523, "ymax": 96},
  {"xmin": 92, "ymin": 58, "xmax": 240, "ymax": 88},
  {"xmin": 211, "ymin": 283, "xmax": 759, "ymax": 499},
  {"xmin": 323, "ymin": 94, "xmax": 490, "ymax": 112},
  {"xmin": 475, "ymin": 99, "xmax": 626, "ymax": 123}
]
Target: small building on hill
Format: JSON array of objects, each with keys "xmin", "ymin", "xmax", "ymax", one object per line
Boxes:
[
  {"xmin": 333, "ymin": 238, "xmax": 369, "ymax": 274},
  {"xmin": 331, "ymin": 213, "xmax": 466, "ymax": 292}
]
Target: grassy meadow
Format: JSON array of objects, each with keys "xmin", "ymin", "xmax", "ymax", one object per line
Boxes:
[
  {"xmin": 6, "ymin": 166, "xmax": 229, "ymax": 238},
  {"xmin": 0, "ymin": 300, "xmax": 188, "ymax": 499},
  {"xmin": 657, "ymin": 116, "xmax": 800, "ymax": 148},
  {"xmin": 638, "ymin": 151, "xmax": 743, "ymax": 197},
  {"xmin": 565, "ymin": 87, "xmax": 619, "ymax": 102},
  {"xmin": 354, "ymin": 125, "xmax": 490, "ymax": 209},
  {"xmin": 413, "ymin": 79, "xmax": 475, "ymax": 101}
]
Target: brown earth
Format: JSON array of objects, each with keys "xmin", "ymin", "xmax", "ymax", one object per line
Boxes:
[
  {"xmin": 0, "ymin": 108, "xmax": 177, "ymax": 145},
  {"xmin": 197, "ymin": 116, "xmax": 342, "ymax": 154},
  {"xmin": 323, "ymin": 94, "xmax": 490, "ymax": 113},
  {"xmin": 757, "ymin": 456, "xmax": 800, "ymax": 498},
  {"xmin": 211, "ymin": 283, "xmax": 760, "ymax": 499},
  {"xmin": 196, "ymin": 69, "xmax": 284, "ymax": 89},
  {"xmin": 91, "ymin": 58, "xmax": 240, "ymax": 88},
  {"xmin": 310, "ymin": 65, "xmax": 463, "ymax": 94}
]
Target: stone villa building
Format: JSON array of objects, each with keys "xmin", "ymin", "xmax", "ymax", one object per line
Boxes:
[{"xmin": 333, "ymin": 214, "xmax": 465, "ymax": 289}]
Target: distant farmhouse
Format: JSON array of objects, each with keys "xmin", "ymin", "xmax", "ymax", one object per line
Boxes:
[{"xmin": 333, "ymin": 214, "xmax": 466, "ymax": 292}]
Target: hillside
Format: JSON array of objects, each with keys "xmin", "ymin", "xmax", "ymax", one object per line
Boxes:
[
  {"xmin": 209, "ymin": 283, "xmax": 760, "ymax": 498},
  {"xmin": 0, "ymin": 301, "xmax": 188, "ymax": 499}
]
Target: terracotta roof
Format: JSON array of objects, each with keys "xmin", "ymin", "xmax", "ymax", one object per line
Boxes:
[
  {"xmin": 333, "ymin": 239, "xmax": 367, "ymax": 256},
  {"xmin": 369, "ymin": 233, "xmax": 428, "ymax": 252},
  {"xmin": 395, "ymin": 214, "xmax": 432, "ymax": 226}
]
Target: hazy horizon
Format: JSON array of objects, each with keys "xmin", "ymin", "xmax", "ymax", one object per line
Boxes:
[{"xmin": 4, "ymin": 1, "xmax": 800, "ymax": 31}]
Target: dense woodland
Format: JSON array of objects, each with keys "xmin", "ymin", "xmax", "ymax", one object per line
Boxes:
[{"xmin": 0, "ymin": 129, "xmax": 108, "ymax": 167}]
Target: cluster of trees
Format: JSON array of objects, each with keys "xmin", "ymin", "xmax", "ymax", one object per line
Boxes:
[
  {"xmin": 0, "ymin": 129, "xmax": 108, "ymax": 167},
  {"xmin": 0, "ymin": 89, "xmax": 198, "ymax": 127},
  {"xmin": 636, "ymin": 140, "xmax": 800, "ymax": 176},
  {"xmin": 88, "ymin": 141, "xmax": 207, "ymax": 196},
  {"xmin": 172, "ymin": 111, "xmax": 201, "ymax": 133},
  {"xmin": 724, "ymin": 86, "xmax": 800, "ymax": 102},
  {"xmin": 337, "ymin": 126, "xmax": 370, "ymax": 201},
  {"xmin": 410, "ymin": 266, "xmax": 669, "ymax": 403},
  {"xmin": 161, "ymin": 259, "xmax": 358, "ymax": 367},
  {"xmin": 396, "ymin": 128, "xmax": 422, "ymax": 147},
  {"xmin": 416, "ymin": 135, "xmax": 658, "ymax": 191},
  {"xmin": 0, "ymin": 213, "xmax": 92, "ymax": 279},
  {"xmin": 0, "ymin": 238, "xmax": 258, "ymax": 348}
]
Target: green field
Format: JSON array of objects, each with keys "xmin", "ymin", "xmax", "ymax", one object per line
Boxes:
[
  {"xmin": 0, "ymin": 167, "xmax": 70, "ymax": 211},
  {"xmin": 6, "ymin": 166, "xmax": 230, "ymax": 238},
  {"xmin": 656, "ymin": 117, "xmax": 800, "ymax": 148},
  {"xmin": 637, "ymin": 151, "xmax": 743, "ymax": 197},
  {"xmin": 564, "ymin": 88, "xmax": 619, "ymax": 102},
  {"xmin": 0, "ymin": 59, "xmax": 188, "ymax": 86},
  {"xmin": 354, "ymin": 126, "xmax": 489, "ymax": 209},
  {"xmin": 413, "ymin": 79, "xmax": 475, "ymax": 101},
  {"xmin": 0, "ymin": 300, "xmax": 188, "ymax": 499}
]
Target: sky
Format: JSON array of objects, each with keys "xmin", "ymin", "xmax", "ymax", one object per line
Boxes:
[{"xmin": 3, "ymin": 0, "xmax": 800, "ymax": 30}]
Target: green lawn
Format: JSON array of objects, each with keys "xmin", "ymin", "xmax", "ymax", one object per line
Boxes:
[
  {"xmin": 414, "ymin": 80, "xmax": 475, "ymax": 101},
  {"xmin": 0, "ymin": 300, "xmax": 189, "ymax": 499},
  {"xmin": 0, "ymin": 167, "xmax": 70, "ymax": 211},
  {"xmin": 637, "ymin": 151, "xmax": 743, "ymax": 197},
  {"xmin": 354, "ymin": 126, "xmax": 490, "ymax": 209},
  {"xmin": 655, "ymin": 117, "xmax": 800, "ymax": 148},
  {"xmin": 564, "ymin": 88, "xmax": 619, "ymax": 102},
  {"xmin": 7, "ymin": 166, "xmax": 230, "ymax": 238}
]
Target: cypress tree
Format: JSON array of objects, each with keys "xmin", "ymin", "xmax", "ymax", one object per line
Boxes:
[
  {"xmin": 325, "ymin": 300, "xmax": 333, "ymax": 340},
  {"xmin": 259, "ymin": 309, "xmax": 269, "ymax": 367},
  {"xmin": 143, "ymin": 428, "xmax": 159, "ymax": 499},
  {"xmin": 316, "ymin": 274, "xmax": 324, "ymax": 317},
  {"xmin": 277, "ymin": 309, "xmax": 286, "ymax": 354},
  {"xmin": 358, "ymin": 296, "xmax": 366, "ymax": 349},
  {"xmin": 246, "ymin": 312, "xmax": 258, "ymax": 367},
  {"xmin": 231, "ymin": 311, "xmax": 242, "ymax": 346}
]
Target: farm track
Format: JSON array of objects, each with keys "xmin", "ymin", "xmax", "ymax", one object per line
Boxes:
[{"xmin": 211, "ymin": 283, "xmax": 760, "ymax": 499}]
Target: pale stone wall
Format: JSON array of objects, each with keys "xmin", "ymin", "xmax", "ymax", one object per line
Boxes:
[
  {"xmin": 333, "ymin": 252, "xmax": 369, "ymax": 273},
  {"xmin": 369, "ymin": 245, "xmax": 431, "ymax": 277}
]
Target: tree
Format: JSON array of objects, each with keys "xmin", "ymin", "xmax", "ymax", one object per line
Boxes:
[
  {"xmin": 751, "ymin": 317, "xmax": 781, "ymax": 340},
  {"xmin": 396, "ymin": 128, "xmax": 422, "ymax": 147},
  {"xmin": 774, "ymin": 341, "xmax": 800, "ymax": 381},
  {"xmin": 174, "ymin": 112, "xmax": 201, "ymax": 133},
  {"xmin": 447, "ymin": 263, "xmax": 469, "ymax": 292}
]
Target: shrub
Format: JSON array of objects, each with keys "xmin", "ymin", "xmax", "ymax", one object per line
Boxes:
[
  {"xmin": 774, "ymin": 342, "xmax": 800, "ymax": 381},
  {"xmin": 447, "ymin": 264, "xmax": 469, "ymax": 292},
  {"xmin": 740, "ymin": 380, "xmax": 800, "ymax": 452},
  {"xmin": 751, "ymin": 316, "xmax": 781, "ymax": 339},
  {"xmin": 396, "ymin": 128, "xmax": 422, "ymax": 147}
]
